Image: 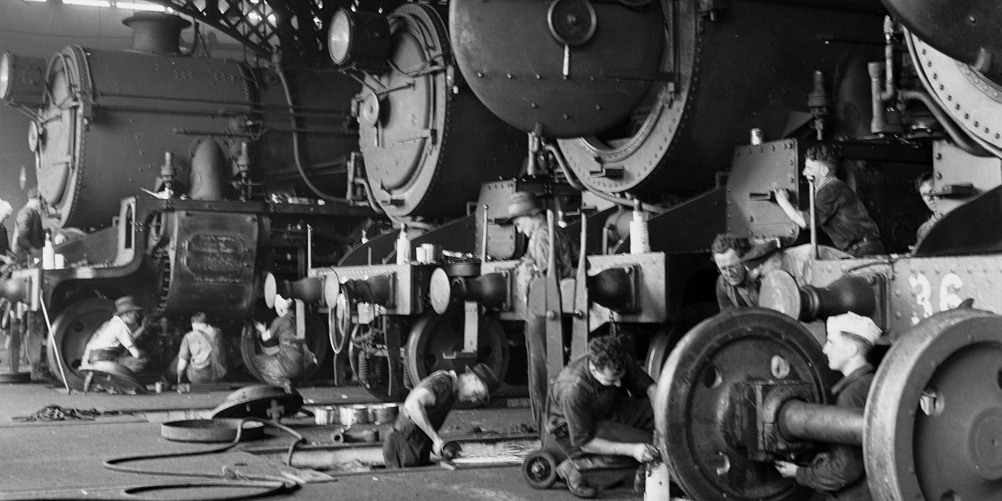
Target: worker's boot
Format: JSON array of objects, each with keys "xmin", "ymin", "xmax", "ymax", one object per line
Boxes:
[{"xmin": 556, "ymin": 459, "xmax": 597, "ymax": 499}]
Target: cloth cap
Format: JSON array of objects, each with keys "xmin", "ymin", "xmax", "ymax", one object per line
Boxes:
[
  {"xmin": 114, "ymin": 296, "xmax": 142, "ymax": 315},
  {"xmin": 468, "ymin": 363, "xmax": 501, "ymax": 403},
  {"xmin": 274, "ymin": 294, "xmax": 292, "ymax": 310},
  {"xmin": 827, "ymin": 312, "xmax": 880, "ymax": 345},
  {"xmin": 507, "ymin": 192, "xmax": 543, "ymax": 219}
]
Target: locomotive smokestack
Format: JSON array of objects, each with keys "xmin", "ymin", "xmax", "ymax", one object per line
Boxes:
[{"xmin": 122, "ymin": 12, "xmax": 191, "ymax": 55}]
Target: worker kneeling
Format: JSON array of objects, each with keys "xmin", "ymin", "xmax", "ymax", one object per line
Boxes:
[
  {"xmin": 382, "ymin": 363, "xmax": 501, "ymax": 468},
  {"xmin": 545, "ymin": 335, "xmax": 659, "ymax": 498}
]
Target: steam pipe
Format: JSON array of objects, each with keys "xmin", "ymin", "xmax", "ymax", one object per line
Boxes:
[
  {"xmin": 879, "ymin": 16, "xmax": 898, "ymax": 104},
  {"xmin": 898, "ymin": 90, "xmax": 991, "ymax": 158}
]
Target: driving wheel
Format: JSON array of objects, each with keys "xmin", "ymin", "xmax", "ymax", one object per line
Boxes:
[
  {"xmin": 47, "ymin": 297, "xmax": 115, "ymax": 390},
  {"xmin": 406, "ymin": 311, "xmax": 509, "ymax": 387},
  {"xmin": 654, "ymin": 307, "xmax": 834, "ymax": 501},
  {"xmin": 864, "ymin": 308, "xmax": 1002, "ymax": 501}
]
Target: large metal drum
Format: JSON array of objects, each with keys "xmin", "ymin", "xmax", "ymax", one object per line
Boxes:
[
  {"xmin": 353, "ymin": 3, "xmax": 525, "ymax": 220},
  {"xmin": 33, "ymin": 36, "xmax": 359, "ymax": 229}
]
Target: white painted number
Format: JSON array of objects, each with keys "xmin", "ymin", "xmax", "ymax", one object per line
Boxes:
[
  {"xmin": 939, "ymin": 273, "xmax": 963, "ymax": 311},
  {"xmin": 909, "ymin": 273, "xmax": 933, "ymax": 320},
  {"xmin": 909, "ymin": 272, "xmax": 965, "ymax": 322}
]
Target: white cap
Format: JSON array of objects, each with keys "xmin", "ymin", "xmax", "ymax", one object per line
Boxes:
[
  {"xmin": 827, "ymin": 312, "xmax": 881, "ymax": 345},
  {"xmin": 274, "ymin": 294, "xmax": 292, "ymax": 310}
]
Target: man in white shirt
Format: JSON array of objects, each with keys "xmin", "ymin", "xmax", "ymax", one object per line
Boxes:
[{"xmin": 82, "ymin": 296, "xmax": 148, "ymax": 376}]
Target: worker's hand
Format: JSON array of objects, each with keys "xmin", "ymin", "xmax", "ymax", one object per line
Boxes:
[
  {"xmin": 774, "ymin": 460, "xmax": 799, "ymax": 478},
  {"xmin": 632, "ymin": 443, "xmax": 657, "ymax": 463},
  {"xmin": 772, "ymin": 188, "xmax": 790, "ymax": 204},
  {"xmin": 431, "ymin": 437, "xmax": 446, "ymax": 457}
]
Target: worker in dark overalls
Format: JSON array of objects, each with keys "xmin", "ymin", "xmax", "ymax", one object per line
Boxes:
[
  {"xmin": 508, "ymin": 191, "xmax": 576, "ymax": 425},
  {"xmin": 545, "ymin": 335, "xmax": 658, "ymax": 498},
  {"xmin": 382, "ymin": 363, "xmax": 500, "ymax": 468}
]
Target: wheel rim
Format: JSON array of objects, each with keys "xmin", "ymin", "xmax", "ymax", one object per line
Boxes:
[
  {"xmin": 864, "ymin": 308, "xmax": 1002, "ymax": 501},
  {"xmin": 646, "ymin": 302, "xmax": 719, "ymax": 381},
  {"xmin": 47, "ymin": 297, "xmax": 115, "ymax": 390},
  {"xmin": 654, "ymin": 307, "xmax": 832, "ymax": 501},
  {"xmin": 406, "ymin": 311, "xmax": 509, "ymax": 385},
  {"xmin": 523, "ymin": 450, "xmax": 558, "ymax": 488}
]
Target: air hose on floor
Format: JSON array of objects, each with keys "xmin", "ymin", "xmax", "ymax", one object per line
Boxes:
[{"xmin": 103, "ymin": 417, "xmax": 304, "ymax": 501}]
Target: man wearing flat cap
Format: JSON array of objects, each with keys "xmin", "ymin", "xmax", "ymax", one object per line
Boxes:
[
  {"xmin": 507, "ymin": 191, "xmax": 576, "ymax": 423},
  {"xmin": 775, "ymin": 312, "xmax": 878, "ymax": 501},
  {"xmin": 383, "ymin": 363, "xmax": 501, "ymax": 468},
  {"xmin": 82, "ymin": 296, "xmax": 149, "ymax": 376}
]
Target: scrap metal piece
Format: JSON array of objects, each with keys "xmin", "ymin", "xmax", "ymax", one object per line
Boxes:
[
  {"xmin": 210, "ymin": 385, "xmax": 303, "ymax": 422},
  {"xmin": 161, "ymin": 419, "xmax": 265, "ymax": 443}
]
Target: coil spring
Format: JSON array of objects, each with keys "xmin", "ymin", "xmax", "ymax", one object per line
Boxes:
[
  {"xmin": 357, "ymin": 350, "xmax": 370, "ymax": 387},
  {"xmin": 373, "ymin": 356, "xmax": 388, "ymax": 385},
  {"xmin": 401, "ymin": 353, "xmax": 412, "ymax": 389}
]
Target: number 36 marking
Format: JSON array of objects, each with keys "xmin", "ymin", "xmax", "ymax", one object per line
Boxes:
[{"xmin": 908, "ymin": 272, "xmax": 963, "ymax": 322}]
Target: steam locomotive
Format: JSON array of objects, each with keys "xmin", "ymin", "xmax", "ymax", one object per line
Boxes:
[
  {"xmin": 0, "ymin": 8, "xmax": 522, "ymax": 390},
  {"xmin": 2, "ymin": 1, "xmax": 1000, "ymax": 498},
  {"xmin": 286, "ymin": 1, "xmax": 999, "ymax": 500}
]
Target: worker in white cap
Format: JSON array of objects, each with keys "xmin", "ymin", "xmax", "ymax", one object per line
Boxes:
[
  {"xmin": 249, "ymin": 294, "xmax": 317, "ymax": 391},
  {"xmin": 774, "ymin": 311, "xmax": 878, "ymax": 501}
]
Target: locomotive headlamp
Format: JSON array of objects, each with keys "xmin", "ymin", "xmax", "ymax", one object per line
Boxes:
[
  {"xmin": 0, "ymin": 52, "xmax": 11, "ymax": 101},
  {"xmin": 0, "ymin": 52, "xmax": 46, "ymax": 107},
  {"xmin": 327, "ymin": 8, "xmax": 391, "ymax": 72}
]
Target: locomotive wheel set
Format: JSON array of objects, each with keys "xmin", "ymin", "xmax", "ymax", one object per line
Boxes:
[{"xmin": 2, "ymin": 1, "xmax": 1002, "ymax": 500}]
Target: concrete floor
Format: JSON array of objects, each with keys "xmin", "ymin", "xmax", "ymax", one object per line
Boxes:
[{"xmin": 0, "ymin": 379, "xmax": 659, "ymax": 501}]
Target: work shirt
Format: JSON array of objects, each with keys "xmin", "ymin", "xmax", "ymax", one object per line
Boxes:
[
  {"xmin": 715, "ymin": 274, "xmax": 760, "ymax": 311},
  {"xmin": 178, "ymin": 326, "xmax": 227, "ymax": 382},
  {"xmin": 814, "ymin": 180, "xmax": 882, "ymax": 256},
  {"xmin": 394, "ymin": 370, "xmax": 458, "ymax": 437},
  {"xmin": 12, "ymin": 203, "xmax": 44, "ymax": 259},
  {"xmin": 796, "ymin": 364, "xmax": 875, "ymax": 501},
  {"xmin": 83, "ymin": 316, "xmax": 136, "ymax": 361},
  {"xmin": 254, "ymin": 312, "xmax": 316, "ymax": 385},
  {"xmin": 546, "ymin": 355, "xmax": 655, "ymax": 448},
  {"xmin": 525, "ymin": 222, "xmax": 576, "ymax": 280},
  {"xmin": 382, "ymin": 371, "xmax": 458, "ymax": 468},
  {"xmin": 915, "ymin": 213, "xmax": 941, "ymax": 244}
]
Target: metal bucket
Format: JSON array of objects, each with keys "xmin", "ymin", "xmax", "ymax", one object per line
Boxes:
[
  {"xmin": 368, "ymin": 403, "xmax": 399, "ymax": 424},
  {"xmin": 339, "ymin": 404, "xmax": 370, "ymax": 425}
]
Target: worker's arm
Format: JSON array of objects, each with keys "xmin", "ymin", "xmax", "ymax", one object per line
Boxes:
[
  {"xmin": 774, "ymin": 188, "xmax": 807, "ymax": 228},
  {"xmin": 580, "ymin": 438, "xmax": 657, "ymax": 462},
  {"xmin": 403, "ymin": 387, "xmax": 445, "ymax": 455},
  {"xmin": 176, "ymin": 358, "xmax": 188, "ymax": 383}
]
